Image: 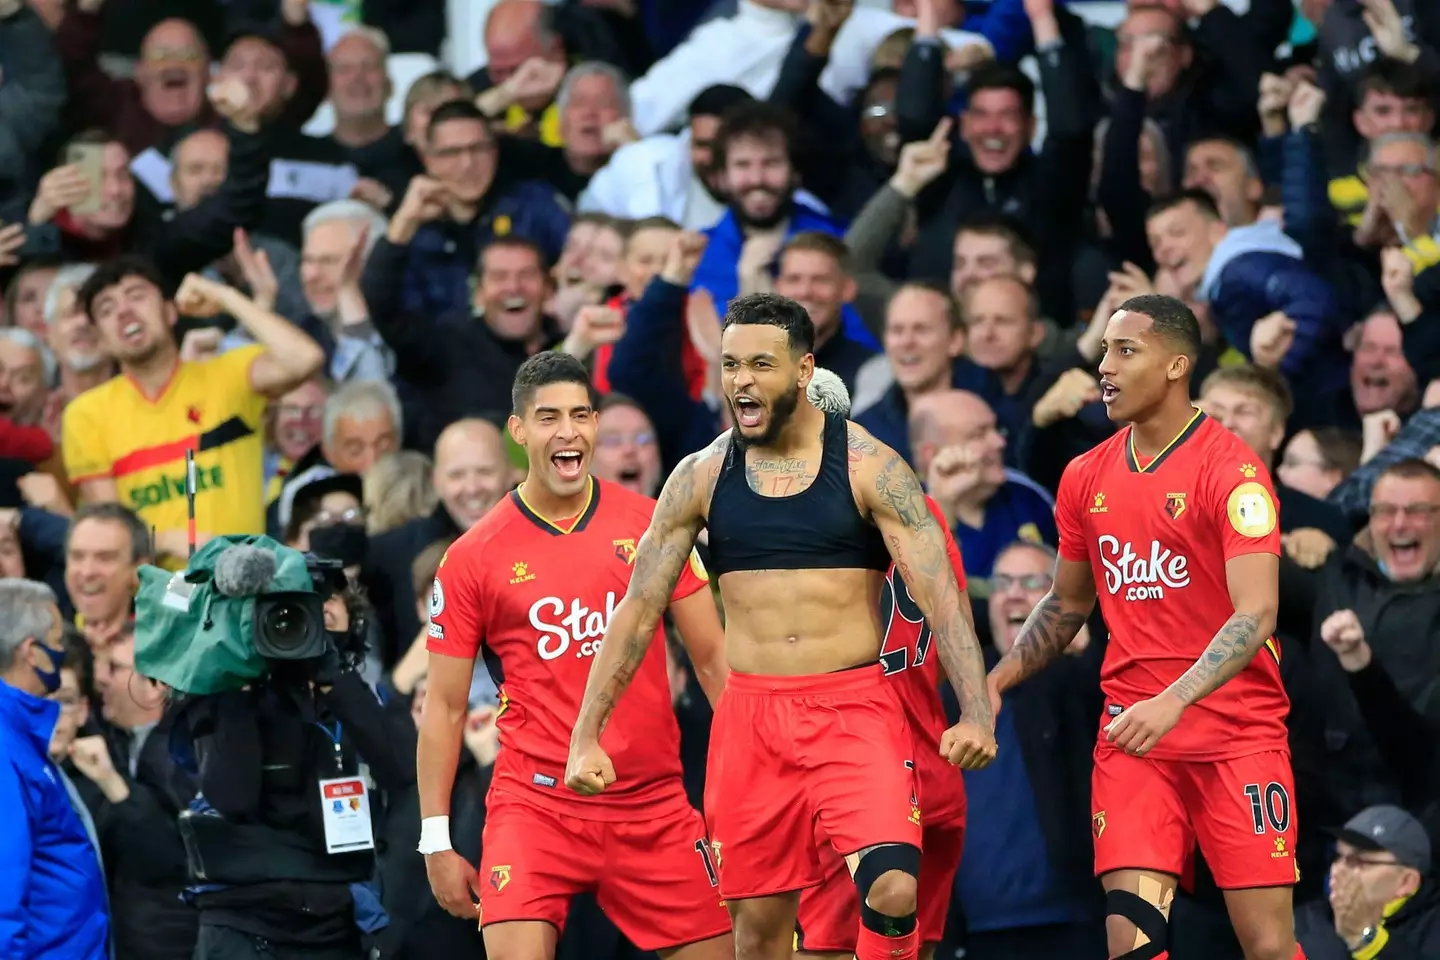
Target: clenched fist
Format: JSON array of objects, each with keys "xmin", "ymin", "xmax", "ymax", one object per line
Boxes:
[
  {"xmin": 939, "ymin": 721, "xmax": 997, "ymax": 769},
  {"xmin": 1250, "ymin": 311, "xmax": 1297, "ymax": 369},
  {"xmin": 565, "ymin": 739, "xmax": 617, "ymax": 795},
  {"xmin": 175, "ymin": 274, "xmax": 234, "ymax": 319},
  {"xmin": 1319, "ymin": 609, "xmax": 1369, "ymax": 671}
]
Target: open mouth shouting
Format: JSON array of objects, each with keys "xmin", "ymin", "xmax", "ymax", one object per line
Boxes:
[
  {"xmin": 1100, "ymin": 379, "xmax": 1119, "ymax": 405},
  {"xmin": 1388, "ymin": 534, "xmax": 1423, "ymax": 570},
  {"xmin": 551, "ymin": 448, "xmax": 585, "ymax": 482},
  {"xmin": 733, "ymin": 395, "xmax": 764, "ymax": 429},
  {"xmin": 120, "ymin": 319, "xmax": 147, "ymax": 349}
]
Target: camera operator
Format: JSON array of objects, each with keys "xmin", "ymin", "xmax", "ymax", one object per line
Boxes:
[{"xmin": 176, "ymin": 573, "xmax": 417, "ymax": 960}]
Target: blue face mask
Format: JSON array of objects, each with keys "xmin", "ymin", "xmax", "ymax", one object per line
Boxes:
[{"xmin": 32, "ymin": 637, "xmax": 67, "ymax": 695}]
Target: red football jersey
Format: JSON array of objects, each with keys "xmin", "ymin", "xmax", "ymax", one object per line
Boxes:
[
  {"xmin": 878, "ymin": 496, "xmax": 967, "ymax": 826},
  {"xmin": 427, "ymin": 476, "xmax": 710, "ymax": 820},
  {"xmin": 1055, "ymin": 411, "xmax": 1289, "ymax": 761}
]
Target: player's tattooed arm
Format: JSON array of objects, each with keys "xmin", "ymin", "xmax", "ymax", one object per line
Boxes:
[
  {"xmin": 570, "ymin": 439, "xmax": 721, "ymax": 747},
  {"xmin": 853, "ymin": 424, "xmax": 992, "ymax": 730},
  {"xmin": 992, "ymin": 557, "xmax": 1096, "ymax": 691},
  {"xmin": 1165, "ymin": 552, "xmax": 1279, "ymax": 706}
]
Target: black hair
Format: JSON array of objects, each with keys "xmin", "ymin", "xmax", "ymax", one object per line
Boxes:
[
  {"xmin": 721, "ymin": 292, "xmax": 815, "ymax": 356},
  {"xmin": 1115, "ymin": 293, "xmax": 1202, "ymax": 361},
  {"xmin": 478, "ymin": 235, "xmax": 550, "ymax": 274},
  {"xmin": 1357, "ymin": 58, "xmax": 1434, "ymax": 105},
  {"xmin": 67, "ymin": 502, "xmax": 154, "ymax": 564},
  {"xmin": 427, "ymin": 98, "xmax": 491, "ymax": 141},
  {"xmin": 61, "ymin": 624, "xmax": 94, "ymax": 703},
  {"xmin": 968, "ymin": 62, "xmax": 1035, "ymax": 117},
  {"xmin": 76, "ymin": 255, "xmax": 168, "ymax": 323},
  {"xmin": 511, "ymin": 352, "xmax": 599, "ymax": 416},
  {"xmin": 1148, "ymin": 187, "xmax": 1222, "ymax": 222},
  {"xmin": 716, "ymin": 100, "xmax": 798, "ymax": 168},
  {"xmin": 687, "ymin": 84, "xmax": 753, "ymax": 122}
]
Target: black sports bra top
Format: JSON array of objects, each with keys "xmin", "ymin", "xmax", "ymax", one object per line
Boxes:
[{"xmin": 705, "ymin": 412, "xmax": 892, "ymax": 575}]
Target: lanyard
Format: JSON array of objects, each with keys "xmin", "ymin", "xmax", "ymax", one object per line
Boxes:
[{"xmin": 314, "ymin": 720, "xmax": 344, "ymax": 775}]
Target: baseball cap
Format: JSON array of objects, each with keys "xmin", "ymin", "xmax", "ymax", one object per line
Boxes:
[
  {"xmin": 220, "ymin": 20, "xmax": 289, "ymax": 65},
  {"xmin": 1335, "ymin": 805, "xmax": 1432, "ymax": 875}
]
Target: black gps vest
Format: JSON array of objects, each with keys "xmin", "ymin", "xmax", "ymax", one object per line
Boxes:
[{"xmin": 706, "ymin": 413, "xmax": 891, "ymax": 575}]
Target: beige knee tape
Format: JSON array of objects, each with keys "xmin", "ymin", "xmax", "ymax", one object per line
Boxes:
[{"xmin": 1131, "ymin": 876, "xmax": 1175, "ymax": 950}]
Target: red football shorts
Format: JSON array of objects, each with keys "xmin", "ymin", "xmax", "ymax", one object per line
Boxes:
[
  {"xmin": 704, "ymin": 666, "xmax": 923, "ymax": 901},
  {"xmin": 796, "ymin": 821, "xmax": 964, "ymax": 951},
  {"xmin": 1092, "ymin": 743, "xmax": 1299, "ymax": 889},
  {"xmin": 478, "ymin": 791, "xmax": 731, "ymax": 950}
]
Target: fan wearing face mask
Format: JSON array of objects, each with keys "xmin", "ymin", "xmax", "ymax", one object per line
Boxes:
[{"xmin": 0, "ymin": 577, "xmax": 110, "ymax": 959}]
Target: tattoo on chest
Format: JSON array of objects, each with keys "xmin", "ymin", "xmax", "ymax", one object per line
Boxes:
[{"xmin": 744, "ymin": 457, "xmax": 817, "ymax": 496}]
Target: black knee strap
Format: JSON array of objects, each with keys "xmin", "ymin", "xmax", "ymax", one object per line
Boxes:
[
  {"xmin": 854, "ymin": 843, "xmax": 921, "ymax": 937},
  {"xmin": 1105, "ymin": 889, "xmax": 1169, "ymax": 960}
]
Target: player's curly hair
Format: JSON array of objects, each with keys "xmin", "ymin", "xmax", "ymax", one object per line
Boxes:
[
  {"xmin": 722, "ymin": 292, "xmax": 815, "ymax": 356},
  {"xmin": 511, "ymin": 352, "xmax": 599, "ymax": 416}
]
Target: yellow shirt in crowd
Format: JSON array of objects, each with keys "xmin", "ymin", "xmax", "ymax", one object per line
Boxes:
[{"xmin": 62, "ymin": 345, "xmax": 270, "ymax": 565}]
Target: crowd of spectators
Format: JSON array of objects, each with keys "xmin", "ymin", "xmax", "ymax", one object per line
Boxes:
[{"xmin": 3, "ymin": 0, "xmax": 1440, "ymax": 957}]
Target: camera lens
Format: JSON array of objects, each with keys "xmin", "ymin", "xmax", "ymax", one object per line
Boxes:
[{"xmin": 262, "ymin": 600, "xmax": 314, "ymax": 653}]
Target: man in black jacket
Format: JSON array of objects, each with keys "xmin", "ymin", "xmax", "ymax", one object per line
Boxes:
[
  {"xmin": 366, "ymin": 418, "xmax": 512, "ymax": 667},
  {"xmin": 1295, "ymin": 806, "xmax": 1440, "ymax": 959},
  {"xmin": 365, "ymin": 233, "xmax": 563, "ymax": 452},
  {"xmin": 897, "ymin": 1, "xmax": 1099, "ymax": 326}
]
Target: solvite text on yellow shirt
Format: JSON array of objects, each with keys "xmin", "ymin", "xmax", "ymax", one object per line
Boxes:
[{"xmin": 62, "ymin": 345, "xmax": 270, "ymax": 550}]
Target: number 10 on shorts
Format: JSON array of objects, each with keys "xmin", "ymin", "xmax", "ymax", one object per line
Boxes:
[{"xmin": 1242, "ymin": 782, "xmax": 1290, "ymax": 836}]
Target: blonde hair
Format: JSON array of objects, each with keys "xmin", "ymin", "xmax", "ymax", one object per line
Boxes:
[{"xmin": 364, "ymin": 450, "xmax": 437, "ymax": 534}]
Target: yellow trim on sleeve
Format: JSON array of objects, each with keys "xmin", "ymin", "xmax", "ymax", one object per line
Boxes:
[{"xmin": 1402, "ymin": 233, "xmax": 1440, "ymax": 275}]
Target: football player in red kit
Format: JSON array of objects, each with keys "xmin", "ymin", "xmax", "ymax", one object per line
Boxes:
[
  {"xmin": 988, "ymin": 295, "xmax": 1305, "ymax": 960},
  {"xmin": 415, "ymin": 353, "xmax": 733, "ymax": 960},
  {"xmin": 794, "ymin": 374, "xmax": 969, "ymax": 960},
  {"xmin": 796, "ymin": 497, "xmax": 969, "ymax": 960}
]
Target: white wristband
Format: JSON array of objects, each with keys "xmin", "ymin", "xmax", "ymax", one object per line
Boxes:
[{"xmin": 417, "ymin": 815, "xmax": 453, "ymax": 855}]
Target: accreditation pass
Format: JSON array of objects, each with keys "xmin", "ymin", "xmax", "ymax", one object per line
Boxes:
[{"xmin": 319, "ymin": 777, "xmax": 376, "ymax": 853}]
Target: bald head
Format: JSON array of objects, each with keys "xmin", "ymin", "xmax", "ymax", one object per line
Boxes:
[
  {"xmin": 137, "ymin": 18, "xmax": 208, "ymax": 127},
  {"xmin": 171, "ymin": 129, "xmax": 228, "ymax": 210},
  {"xmin": 909, "ymin": 389, "xmax": 992, "ymax": 445},
  {"xmin": 141, "ymin": 18, "xmax": 205, "ymax": 59},
  {"xmin": 907, "ymin": 389, "xmax": 1007, "ymax": 493},
  {"xmin": 485, "ymin": 1, "xmax": 563, "ymax": 86},
  {"xmin": 433, "ymin": 419, "xmax": 510, "ymax": 530}
]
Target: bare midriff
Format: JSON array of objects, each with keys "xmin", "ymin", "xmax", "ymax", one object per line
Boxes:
[{"xmin": 718, "ymin": 567, "xmax": 886, "ymax": 675}]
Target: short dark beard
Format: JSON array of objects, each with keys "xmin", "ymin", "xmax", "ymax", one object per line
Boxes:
[
  {"xmin": 729, "ymin": 191, "xmax": 792, "ymax": 232},
  {"xmin": 730, "ymin": 383, "xmax": 800, "ymax": 449}
]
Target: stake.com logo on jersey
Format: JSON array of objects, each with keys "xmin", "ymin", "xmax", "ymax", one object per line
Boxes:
[
  {"xmin": 530, "ymin": 593, "xmax": 618, "ymax": 660},
  {"xmin": 1097, "ymin": 535, "xmax": 1190, "ymax": 600}
]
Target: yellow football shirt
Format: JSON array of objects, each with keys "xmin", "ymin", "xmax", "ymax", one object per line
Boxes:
[{"xmin": 62, "ymin": 345, "xmax": 270, "ymax": 555}]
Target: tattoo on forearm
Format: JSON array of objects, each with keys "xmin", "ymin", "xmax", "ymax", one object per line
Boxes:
[
  {"xmin": 873, "ymin": 447, "xmax": 990, "ymax": 728},
  {"xmin": 580, "ymin": 450, "xmax": 713, "ymax": 737},
  {"xmin": 999, "ymin": 594, "xmax": 1088, "ymax": 684},
  {"xmin": 874, "ymin": 453, "xmax": 935, "ymax": 530},
  {"xmin": 1167, "ymin": 613, "xmax": 1262, "ymax": 706}
]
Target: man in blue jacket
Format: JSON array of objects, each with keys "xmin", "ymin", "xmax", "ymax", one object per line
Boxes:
[
  {"xmin": 1147, "ymin": 188, "xmax": 1350, "ymax": 395},
  {"xmin": 0, "ymin": 578, "xmax": 108, "ymax": 960},
  {"xmin": 689, "ymin": 100, "xmax": 879, "ymax": 352}
]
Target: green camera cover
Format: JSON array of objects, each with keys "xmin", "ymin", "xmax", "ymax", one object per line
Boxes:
[{"xmin": 133, "ymin": 535, "xmax": 317, "ymax": 694}]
